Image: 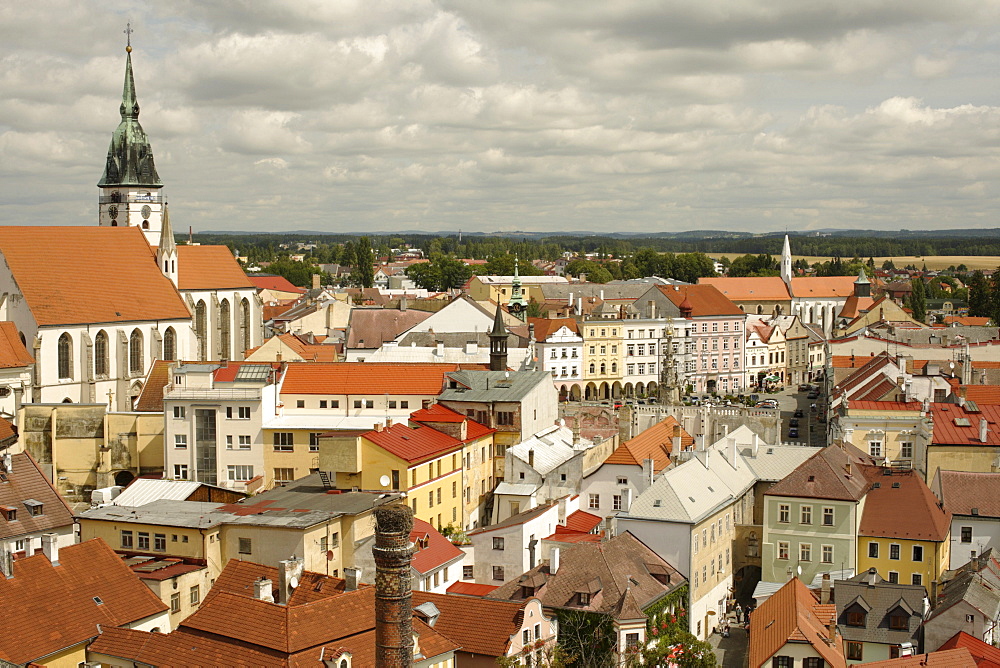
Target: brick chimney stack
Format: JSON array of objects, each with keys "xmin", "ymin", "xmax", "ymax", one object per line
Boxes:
[{"xmin": 374, "ymin": 504, "xmax": 416, "ymax": 668}]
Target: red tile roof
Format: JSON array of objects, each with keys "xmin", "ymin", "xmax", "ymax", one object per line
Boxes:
[
  {"xmin": 847, "ymin": 400, "xmax": 923, "ymax": 411},
  {"xmin": 544, "ymin": 530, "xmax": 603, "ymax": 544},
  {"xmin": 529, "ymin": 317, "xmax": 579, "ymax": 342},
  {"xmin": 563, "ymin": 510, "xmax": 602, "ymax": 533},
  {"xmin": 176, "ymin": 245, "xmax": 255, "ymax": 290},
  {"xmin": 212, "ymin": 361, "xmax": 280, "ymax": 383},
  {"xmin": 938, "ymin": 631, "xmax": 1000, "ymax": 667},
  {"xmin": 603, "ymin": 415, "xmax": 690, "ymax": 470},
  {"xmin": 961, "ymin": 386, "xmax": 1000, "ymax": 405},
  {"xmin": 859, "ymin": 469, "xmax": 951, "ymax": 541},
  {"xmin": 264, "ymin": 299, "xmax": 297, "ymax": 322},
  {"xmin": 364, "ymin": 423, "xmax": 463, "ymax": 465},
  {"xmin": 749, "ymin": 577, "xmax": 845, "ymax": 668},
  {"xmin": 931, "ymin": 403, "xmax": 1000, "ymax": 446},
  {"xmin": 657, "ymin": 284, "xmax": 744, "ymax": 316},
  {"xmin": 700, "ymin": 276, "xmax": 790, "ymax": 301},
  {"xmin": 280, "ymin": 362, "xmax": 459, "ymax": 395},
  {"xmin": 413, "ymin": 590, "xmax": 531, "ymax": 657},
  {"xmin": 0, "ymin": 539, "xmax": 167, "ymax": 665},
  {"xmin": 346, "ymin": 308, "xmax": 432, "ymax": 348},
  {"xmin": 766, "ymin": 443, "xmax": 880, "ymax": 501},
  {"xmin": 249, "ymin": 275, "xmax": 306, "ymax": 293},
  {"xmin": 410, "ymin": 518, "xmax": 464, "ymax": 574},
  {"xmin": 946, "ymin": 316, "xmax": 992, "ymax": 327},
  {"xmin": 863, "ymin": 648, "xmax": 977, "ymax": 668},
  {"xmin": 0, "ymin": 227, "xmax": 191, "ymax": 326},
  {"xmin": 410, "ymin": 403, "xmax": 466, "ymax": 423},
  {"xmin": 446, "ymin": 581, "xmax": 499, "ymax": 597},
  {"xmin": 792, "ymin": 275, "xmax": 858, "ymax": 298},
  {"xmin": 0, "ymin": 322, "xmax": 32, "ymax": 368},
  {"xmin": 935, "ymin": 471, "xmax": 1000, "ymax": 519},
  {"xmin": 0, "ymin": 452, "xmax": 74, "ymax": 541}
]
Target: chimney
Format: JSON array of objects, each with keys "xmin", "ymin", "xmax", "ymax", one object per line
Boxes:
[
  {"xmin": 727, "ymin": 436, "xmax": 738, "ymax": 464},
  {"xmin": 375, "ymin": 423, "xmax": 384, "ymax": 432},
  {"xmin": 373, "ymin": 504, "xmax": 416, "ymax": 668},
  {"xmin": 642, "ymin": 458, "xmax": 655, "ymax": 488},
  {"xmin": 0, "ymin": 543, "xmax": 11, "ymax": 579},
  {"xmin": 386, "ymin": 417, "xmax": 393, "ymax": 428},
  {"xmin": 312, "ymin": 273, "xmax": 321, "ymax": 290},
  {"xmin": 672, "ymin": 425, "xmax": 682, "ymax": 453},
  {"xmin": 551, "ymin": 547, "xmax": 560, "ymax": 574},
  {"xmin": 930, "ymin": 580, "xmax": 939, "ymax": 609},
  {"xmin": 400, "ymin": 294, "xmax": 407, "ymax": 311},
  {"xmin": 276, "ymin": 350, "xmax": 283, "ymax": 362},
  {"xmin": 821, "ymin": 573, "xmax": 831, "ymax": 604},
  {"xmin": 621, "ymin": 487, "xmax": 632, "ymax": 512},
  {"xmin": 41, "ymin": 533, "xmax": 59, "ymax": 566},
  {"xmin": 752, "ymin": 433, "xmax": 760, "ymax": 457},
  {"xmin": 568, "ymin": 292, "xmax": 573, "ymax": 307},
  {"xmin": 435, "ymin": 341, "xmax": 444, "ymax": 357},
  {"xmin": 600, "ymin": 289, "xmax": 605, "ymax": 301},
  {"xmin": 845, "ymin": 462, "xmax": 852, "ymax": 476},
  {"xmin": 828, "ymin": 614, "xmax": 837, "ymax": 645},
  {"xmin": 0, "ymin": 453, "xmax": 9, "ymax": 474},
  {"xmin": 980, "ymin": 418, "xmax": 989, "ymax": 443},
  {"xmin": 528, "ymin": 449, "xmax": 535, "ymax": 468},
  {"xmin": 255, "ymin": 577, "xmax": 274, "ymax": 603},
  {"xmin": 576, "ymin": 297, "xmax": 582, "ymax": 314},
  {"xmin": 277, "ymin": 557, "xmax": 303, "ymax": 605},
  {"xmin": 344, "ymin": 566, "xmax": 360, "ymax": 592}
]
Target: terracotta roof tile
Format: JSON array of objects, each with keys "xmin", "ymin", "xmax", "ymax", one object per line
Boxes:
[
  {"xmin": 847, "ymin": 400, "xmax": 923, "ymax": 411},
  {"xmin": 961, "ymin": 386, "xmax": 1000, "ymax": 405},
  {"xmin": 0, "ymin": 322, "xmax": 32, "ymax": 368},
  {"xmin": 280, "ymin": 362, "xmax": 458, "ymax": 395},
  {"xmin": 413, "ymin": 591, "xmax": 530, "ymax": 657},
  {"xmin": 792, "ymin": 275, "xmax": 858, "ymax": 298},
  {"xmin": 938, "ymin": 631, "xmax": 1000, "ymax": 667},
  {"xmin": 249, "ymin": 275, "xmax": 306, "ymax": 293},
  {"xmin": 264, "ymin": 299, "xmax": 298, "ymax": 322},
  {"xmin": 528, "ymin": 317, "xmax": 579, "ymax": 342},
  {"xmin": 859, "ymin": 469, "xmax": 951, "ymax": 541},
  {"xmin": 446, "ymin": 581, "xmax": 499, "ymax": 597},
  {"xmin": 563, "ymin": 510, "xmax": 602, "ymax": 533},
  {"xmin": 0, "ymin": 539, "xmax": 167, "ymax": 665},
  {"xmin": 410, "ymin": 518, "xmax": 464, "ymax": 574},
  {"xmin": 409, "ymin": 403, "xmax": 466, "ymax": 423},
  {"xmin": 346, "ymin": 309, "xmax": 432, "ymax": 349},
  {"xmin": 862, "ymin": 648, "xmax": 977, "ymax": 668},
  {"xmin": 700, "ymin": 276, "xmax": 790, "ymax": 301},
  {"xmin": 603, "ymin": 415, "xmax": 690, "ymax": 469},
  {"xmin": 0, "ymin": 453, "xmax": 74, "ymax": 541},
  {"xmin": 363, "ymin": 422, "xmax": 463, "ymax": 465},
  {"xmin": 945, "ymin": 317, "xmax": 992, "ymax": 327},
  {"xmin": 176, "ymin": 245, "xmax": 254, "ymax": 290},
  {"xmin": 0, "ymin": 227, "xmax": 190, "ymax": 326},
  {"xmin": 657, "ymin": 284, "xmax": 744, "ymax": 316},
  {"xmin": 766, "ymin": 443, "xmax": 880, "ymax": 501},
  {"xmin": 936, "ymin": 471, "xmax": 1000, "ymax": 518},
  {"xmin": 749, "ymin": 577, "xmax": 845, "ymax": 668}
]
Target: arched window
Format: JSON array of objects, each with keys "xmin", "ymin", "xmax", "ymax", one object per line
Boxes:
[
  {"xmin": 129, "ymin": 329, "xmax": 144, "ymax": 374},
  {"xmin": 195, "ymin": 301, "xmax": 207, "ymax": 360},
  {"xmin": 58, "ymin": 333, "xmax": 72, "ymax": 379},
  {"xmin": 95, "ymin": 330, "xmax": 109, "ymax": 377},
  {"xmin": 240, "ymin": 297, "xmax": 251, "ymax": 353},
  {"xmin": 600, "ymin": 363, "xmax": 606, "ymax": 375},
  {"xmin": 163, "ymin": 327, "xmax": 176, "ymax": 361},
  {"xmin": 142, "ymin": 221, "xmax": 149, "ymax": 229},
  {"xmin": 611, "ymin": 362, "xmax": 618, "ymax": 374},
  {"xmin": 220, "ymin": 299, "xmax": 231, "ymax": 360},
  {"xmin": 756, "ymin": 305, "xmax": 763, "ymax": 315},
  {"xmin": 589, "ymin": 363, "xmax": 595, "ymax": 374}
]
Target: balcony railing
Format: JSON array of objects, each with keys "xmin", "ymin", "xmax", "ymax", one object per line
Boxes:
[{"xmin": 99, "ymin": 193, "xmax": 163, "ymax": 205}]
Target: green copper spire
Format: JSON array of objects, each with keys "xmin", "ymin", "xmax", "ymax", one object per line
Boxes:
[
  {"xmin": 98, "ymin": 35, "xmax": 162, "ymax": 188},
  {"xmin": 506, "ymin": 254, "xmax": 528, "ymax": 321}
]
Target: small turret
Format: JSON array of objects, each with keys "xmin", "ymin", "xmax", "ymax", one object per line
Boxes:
[
  {"xmin": 854, "ymin": 267, "xmax": 871, "ymax": 298},
  {"xmin": 157, "ymin": 203, "xmax": 178, "ymax": 287},
  {"xmin": 489, "ymin": 303, "xmax": 509, "ymax": 371}
]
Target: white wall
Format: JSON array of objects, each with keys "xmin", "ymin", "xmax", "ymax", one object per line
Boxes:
[{"xmin": 949, "ymin": 516, "xmax": 1000, "ymax": 569}]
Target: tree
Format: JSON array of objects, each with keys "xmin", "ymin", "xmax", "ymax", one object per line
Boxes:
[
  {"xmin": 910, "ymin": 277, "xmax": 926, "ymax": 323},
  {"xmin": 991, "ymin": 266, "xmax": 1000, "ymax": 326},
  {"xmin": 968, "ymin": 270, "xmax": 991, "ymax": 318},
  {"xmin": 350, "ymin": 237, "xmax": 374, "ymax": 288},
  {"xmin": 727, "ymin": 254, "xmax": 779, "ymax": 277},
  {"xmin": 551, "ymin": 610, "xmax": 616, "ymax": 668},
  {"xmin": 405, "ymin": 254, "xmax": 472, "ymax": 292},
  {"xmin": 484, "ymin": 254, "xmax": 542, "ymax": 276}
]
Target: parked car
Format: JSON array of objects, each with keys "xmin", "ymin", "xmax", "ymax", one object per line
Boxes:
[
  {"xmin": 798, "ymin": 384, "xmax": 811, "ymax": 392},
  {"xmin": 793, "ymin": 409, "xmax": 804, "ymax": 418},
  {"xmin": 613, "ymin": 401, "xmax": 624, "ymax": 409},
  {"xmin": 788, "ymin": 428, "xmax": 799, "ymax": 439},
  {"xmin": 807, "ymin": 391, "xmax": 820, "ymax": 399},
  {"xmin": 789, "ymin": 418, "xmax": 799, "ymax": 427}
]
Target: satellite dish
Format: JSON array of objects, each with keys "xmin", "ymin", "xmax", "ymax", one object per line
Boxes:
[
  {"xmin": 379, "ymin": 475, "xmax": 391, "ymax": 488},
  {"xmin": 289, "ymin": 576, "xmax": 299, "ymax": 589}
]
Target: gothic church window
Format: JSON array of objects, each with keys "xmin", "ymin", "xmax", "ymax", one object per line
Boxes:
[
  {"xmin": 220, "ymin": 300, "xmax": 231, "ymax": 360},
  {"xmin": 129, "ymin": 329, "xmax": 144, "ymax": 374},
  {"xmin": 95, "ymin": 330, "xmax": 109, "ymax": 377},
  {"xmin": 163, "ymin": 327, "xmax": 176, "ymax": 361},
  {"xmin": 58, "ymin": 333, "xmax": 72, "ymax": 379},
  {"xmin": 240, "ymin": 298, "xmax": 251, "ymax": 353},
  {"xmin": 195, "ymin": 301, "xmax": 207, "ymax": 360}
]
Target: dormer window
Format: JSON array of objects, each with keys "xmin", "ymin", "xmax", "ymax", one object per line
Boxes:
[
  {"xmin": 23, "ymin": 499, "xmax": 42, "ymax": 517},
  {"xmin": 578, "ymin": 592, "xmax": 590, "ymax": 605},
  {"xmin": 847, "ymin": 611, "xmax": 866, "ymax": 627},
  {"xmin": 889, "ymin": 613, "xmax": 908, "ymax": 630},
  {"xmin": 0, "ymin": 506, "xmax": 15, "ymax": 521}
]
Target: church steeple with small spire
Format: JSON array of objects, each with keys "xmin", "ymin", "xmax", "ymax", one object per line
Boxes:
[
  {"xmin": 780, "ymin": 234, "xmax": 793, "ymax": 294},
  {"xmin": 506, "ymin": 255, "xmax": 529, "ymax": 322},
  {"xmin": 489, "ymin": 303, "xmax": 509, "ymax": 371},
  {"xmin": 98, "ymin": 25, "xmax": 165, "ymax": 247},
  {"xmin": 157, "ymin": 203, "xmax": 178, "ymax": 286}
]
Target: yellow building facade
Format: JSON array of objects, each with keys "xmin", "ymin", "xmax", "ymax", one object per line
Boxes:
[
  {"xmin": 857, "ymin": 535, "xmax": 949, "ymax": 589},
  {"xmin": 581, "ymin": 320, "xmax": 624, "ymax": 400}
]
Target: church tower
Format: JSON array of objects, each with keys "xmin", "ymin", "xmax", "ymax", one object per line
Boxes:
[
  {"xmin": 853, "ymin": 267, "xmax": 871, "ymax": 298},
  {"xmin": 157, "ymin": 203, "xmax": 178, "ymax": 286},
  {"xmin": 506, "ymin": 255, "xmax": 529, "ymax": 322},
  {"xmin": 98, "ymin": 31, "xmax": 164, "ymax": 247},
  {"xmin": 489, "ymin": 304, "xmax": 509, "ymax": 371},
  {"xmin": 780, "ymin": 234, "xmax": 793, "ymax": 293}
]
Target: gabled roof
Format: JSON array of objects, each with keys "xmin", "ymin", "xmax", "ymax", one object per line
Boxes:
[
  {"xmin": 700, "ymin": 276, "xmax": 791, "ymax": 302},
  {"xmin": 487, "ymin": 531, "xmax": 684, "ymax": 619},
  {"xmin": 529, "ymin": 317, "xmax": 579, "ymax": 341},
  {"xmin": 346, "ymin": 308, "xmax": 432, "ymax": 349},
  {"xmin": 440, "ymin": 369, "xmax": 554, "ymax": 403},
  {"xmin": 409, "ymin": 403, "xmax": 496, "ymax": 443},
  {"xmin": 410, "ymin": 518, "xmax": 464, "ymax": 574},
  {"xmin": 860, "ymin": 649, "xmax": 977, "ymax": 668},
  {"xmin": 134, "ymin": 359, "xmax": 171, "ymax": 411},
  {"xmin": 412, "ymin": 591, "xmax": 533, "ymax": 657},
  {"xmin": 248, "ymin": 274, "xmax": 306, "ymax": 294},
  {"xmin": 935, "ymin": 470, "xmax": 1000, "ymax": 518},
  {"xmin": 280, "ymin": 362, "xmax": 457, "ymax": 395},
  {"xmin": 938, "ymin": 631, "xmax": 1000, "ymax": 667},
  {"xmin": 835, "ymin": 569, "xmax": 925, "ymax": 647},
  {"xmin": 656, "ymin": 284, "xmax": 744, "ymax": 316},
  {"xmin": 0, "ymin": 322, "xmax": 32, "ymax": 368},
  {"xmin": 960, "ymin": 386, "xmax": 1000, "ymax": 405},
  {"xmin": 791, "ymin": 275, "xmax": 858, "ymax": 298},
  {"xmin": 0, "ymin": 539, "xmax": 167, "ymax": 665},
  {"xmin": 860, "ymin": 470, "xmax": 951, "ymax": 541},
  {"xmin": 363, "ymin": 422, "xmax": 463, "ymax": 465},
  {"xmin": 176, "ymin": 245, "xmax": 255, "ymax": 290},
  {"xmin": 603, "ymin": 416, "xmax": 690, "ymax": 471},
  {"xmin": 930, "ymin": 403, "xmax": 1000, "ymax": 446},
  {"xmin": 749, "ymin": 577, "xmax": 845, "ymax": 668},
  {"xmin": 0, "ymin": 453, "xmax": 74, "ymax": 541},
  {"xmin": 0, "ymin": 227, "xmax": 191, "ymax": 326},
  {"xmin": 765, "ymin": 443, "xmax": 879, "ymax": 501}
]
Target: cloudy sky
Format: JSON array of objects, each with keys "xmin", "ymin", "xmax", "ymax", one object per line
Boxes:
[{"xmin": 2, "ymin": 1, "xmax": 1000, "ymax": 235}]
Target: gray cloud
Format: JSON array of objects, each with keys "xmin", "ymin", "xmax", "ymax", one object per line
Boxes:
[{"xmin": 1, "ymin": 0, "xmax": 999, "ymax": 234}]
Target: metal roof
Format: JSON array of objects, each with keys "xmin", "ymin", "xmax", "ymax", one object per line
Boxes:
[{"xmin": 439, "ymin": 369, "xmax": 553, "ymax": 403}]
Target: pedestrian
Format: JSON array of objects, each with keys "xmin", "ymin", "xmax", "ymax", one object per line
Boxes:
[{"xmin": 734, "ymin": 603, "xmax": 743, "ymax": 622}]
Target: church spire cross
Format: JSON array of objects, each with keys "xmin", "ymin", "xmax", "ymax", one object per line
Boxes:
[{"xmin": 124, "ymin": 22, "xmax": 133, "ymax": 52}]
